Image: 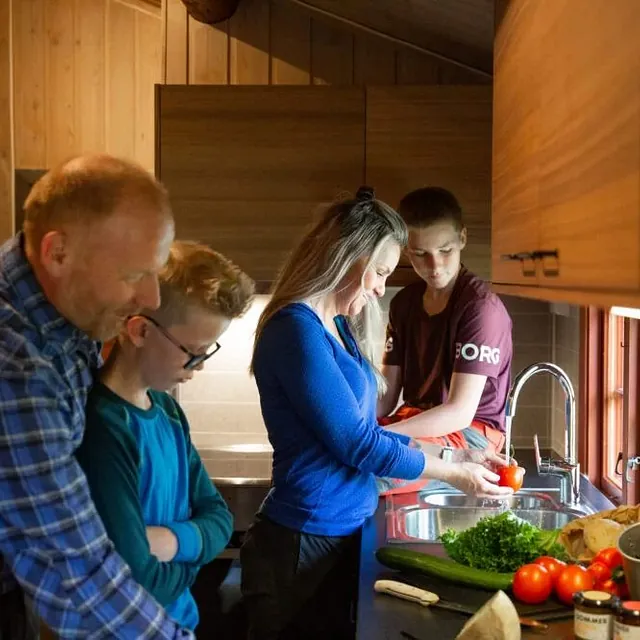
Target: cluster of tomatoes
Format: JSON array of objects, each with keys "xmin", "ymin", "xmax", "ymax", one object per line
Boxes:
[{"xmin": 512, "ymin": 547, "xmax": 629, "ymax": 606}]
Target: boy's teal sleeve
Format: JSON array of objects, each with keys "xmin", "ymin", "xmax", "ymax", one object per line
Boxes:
[
  {"xmin": 171, "ymin": 400, "xmax": 233, "ymax": 565},
  {"xmin": 76, "ymin": 404, "xmax": 199, "ymax": 606}
]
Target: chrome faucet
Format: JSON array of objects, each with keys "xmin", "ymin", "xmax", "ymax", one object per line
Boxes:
[{"xmin": 505, "ymin": 362, "xmax": 581, "ymax": 507}]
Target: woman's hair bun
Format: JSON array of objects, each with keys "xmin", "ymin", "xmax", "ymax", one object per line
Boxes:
[{"xmin": 355, "ymin": 185, "xmax": 375, "ymax": 202}]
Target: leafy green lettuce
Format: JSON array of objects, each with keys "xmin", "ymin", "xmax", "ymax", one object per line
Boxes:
[{"xmin": 440, "ymin": 511, "xmax": 567, "ymax": 573}]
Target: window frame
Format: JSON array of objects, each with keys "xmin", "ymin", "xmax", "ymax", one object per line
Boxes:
[{"xmin": 581, "ymin": 308, "xmax": 640, "ymax": 504}]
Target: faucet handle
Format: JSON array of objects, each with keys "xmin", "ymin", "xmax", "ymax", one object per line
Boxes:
[
  {"xmin": 533, "ymin": 434, "xmax": 542, "ymax": 473},
  {"xmin": 533, "ymin": 434, "xmax": 552, "ymax": 474}
]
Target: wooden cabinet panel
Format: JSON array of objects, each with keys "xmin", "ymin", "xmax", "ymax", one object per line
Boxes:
[
  {"xmin": 536, "ymin": 0, "xmax": 640, "ymax": 291},
  {"xmin": 157, "ymin": 86, "xmax": 365, "ymax": 283},
  {"xmin": 366, "ymin": 86, "xmax": 493, "ymax": 285},
  {"xmin": 492, "ymin": 0, "xmax": 640, "ymax": 299},
  {"xmin": 491, "ymin": 0, "xmax": 541, "ymax": 286}
]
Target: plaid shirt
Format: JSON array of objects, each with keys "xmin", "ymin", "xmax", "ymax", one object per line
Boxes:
[{"xmin": 0, "ymin": 234, "xmax": 193, "ymax": 639}]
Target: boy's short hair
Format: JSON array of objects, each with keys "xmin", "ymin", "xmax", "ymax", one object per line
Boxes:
[
  {"xmin": 397, "ymin": 187, "xmax": 464, "ymax": 231},
  {"xmin": 157, "ymin": 241, "xmax": 255, "ymax": 323}
]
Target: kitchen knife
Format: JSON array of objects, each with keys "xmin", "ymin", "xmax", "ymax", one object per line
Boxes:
[{"xmin": 374, "ymin": 579, "xmax": 552, "ymax": 631}]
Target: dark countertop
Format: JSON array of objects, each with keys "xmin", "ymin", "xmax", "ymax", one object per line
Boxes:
[{"xmin": 356, "ymin": 451, "xmax": 614, "ymax": 640}]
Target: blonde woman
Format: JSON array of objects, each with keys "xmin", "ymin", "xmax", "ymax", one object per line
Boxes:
[{"xmin": 241, "ymin": 188, "xmax": 512, "ymax": 640}]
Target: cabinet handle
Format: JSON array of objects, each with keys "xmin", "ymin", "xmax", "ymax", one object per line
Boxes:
[
  {"xmin": 500, "ymin": 252, "xmax": 537, "ymax": 277},
  {"xmin": 499, "ymin": 249, "xmax": 560, "ymax": 278},
  {"xmin": 533, "ymin": 249, "xmax": 560, "ymax": 277}
]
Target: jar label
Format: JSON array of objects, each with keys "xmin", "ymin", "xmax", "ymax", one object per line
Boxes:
[
  {"xmin": 575, "ymin": 609, "xmax": 612, "ymax": 640},
  {"xmin": 614, "ymin": 621, "xmax": 640, "ymax": 640}
]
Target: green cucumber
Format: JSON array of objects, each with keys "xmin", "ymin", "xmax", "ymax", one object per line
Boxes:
[{"xmin": 376, "ymin": 547, "xmax": 514, "ymax": 591}]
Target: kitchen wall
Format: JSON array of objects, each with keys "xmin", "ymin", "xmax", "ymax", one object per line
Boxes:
[
  {"xmin": 179, "ymin": 291, "xmax": 561, "ymax": 454},
  {"xmin": 11, "ymin": 0, "xmax": 162, "ymax": 173},
  {"xmin": 165, "ymin": 0, "xmax": 490, "ymax": 87}
]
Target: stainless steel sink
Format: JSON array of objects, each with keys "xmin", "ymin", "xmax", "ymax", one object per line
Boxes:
[
  {"xmin": 393, "ymin": 507, "xmax": 580, "ymax": 543},
  {"xmin": 419, "ymin": 488, "xmax": 560, "ymax": 511}
]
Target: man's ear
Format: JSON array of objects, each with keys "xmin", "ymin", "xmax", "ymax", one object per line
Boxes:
[
  {"xmin": 40, "ymin": 231, "xmax": 71, "ymax": 278},
  {"xmin": 125, "ymin": 316, "xmax": 149, "ymax": 348},
  {"xmin": 459, "ymin": 227, "xmax": 468, "ymax": 251}
]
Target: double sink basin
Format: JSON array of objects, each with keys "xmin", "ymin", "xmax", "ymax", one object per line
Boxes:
[{"xmin": 386, "ymin": 486, "xmax": 597, "ymax": 543}]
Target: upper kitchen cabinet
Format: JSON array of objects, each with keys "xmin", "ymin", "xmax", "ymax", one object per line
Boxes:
[
  {"xmin": 156, "ymin": 85, "xmax": 365, "ymax": 285},
  {"xmin": 492, "ymin": 0, "xmax": 640, "ymax": 305},
  {"xmin": 367, "ymin": 86, "xmax": 492, "ymax": 286}
]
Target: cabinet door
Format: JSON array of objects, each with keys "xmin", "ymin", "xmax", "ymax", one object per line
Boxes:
[
  {"xmin": 156, "ymin": 86, "xmax": 365, "ymax": 285},
  {"xmin": 492, "ymin": 0, "xmax": 543, "ymax": 286},
  {"xmin": 536, "ymin": 0, "xmax": 640, "ymax": 291},
  {"xmin": 366, "ymin": 86, "xmax": 492, "ymax": 286}
]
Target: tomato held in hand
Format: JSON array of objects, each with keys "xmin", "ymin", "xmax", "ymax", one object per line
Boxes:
[
  {"xmin": 594, "ymin": 547, "xmax": 624, "ymax": 570},
  {"xmin": 513, "ymin": 564, "xmax": 553, "ymax": 604},
  {"xmin": 534, "ymin": 556, "xmax": 567, "ymax": 584},
  {"xmin": 497, "ymin": 465, "xmax": 525, "ymax": 492},
  {"xmin": 555, "ymin": 565, "xmax": 595, "ymax": 605},
  {"xmin": 587, "ymin": 561, "xmax": 612, "ymax": 584}
]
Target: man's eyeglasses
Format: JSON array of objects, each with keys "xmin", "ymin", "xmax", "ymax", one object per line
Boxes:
[{"xmin": 137, "ymin": 314, "xmax": 222, "ymax": 371}]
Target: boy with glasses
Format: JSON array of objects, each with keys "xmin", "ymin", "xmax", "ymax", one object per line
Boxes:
[{"xmin": 76, "ymin": 240, "xmax": 255, "ymax": 633}]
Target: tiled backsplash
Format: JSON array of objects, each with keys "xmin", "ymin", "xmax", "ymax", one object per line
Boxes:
[
  {"xmin": 550, "ymin": 304, "xmax": 581, "ymax": 457},
  {"xmin": 179, "ymin": 292, "xmax": 580, "ymax": 456}
]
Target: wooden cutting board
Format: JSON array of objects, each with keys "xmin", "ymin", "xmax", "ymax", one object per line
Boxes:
[{"xmin": 380, "ymin": 570, "xmax": 574, "ymax": 622}]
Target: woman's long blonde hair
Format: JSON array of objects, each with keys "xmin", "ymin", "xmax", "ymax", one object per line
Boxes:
[{"xmin": 250, "ymin": 187, "xmax": 407, "ymax": 393}]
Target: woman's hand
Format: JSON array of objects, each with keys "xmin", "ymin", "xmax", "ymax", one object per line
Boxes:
[
  {"xmin": 454, "ymin": 447, "xmax": 517, "ymax": 471},
  {"xmin": 443, "ymin": 462, "xmax": 514, "ymax": 497}
]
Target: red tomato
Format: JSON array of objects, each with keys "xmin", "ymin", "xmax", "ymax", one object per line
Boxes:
[
  {"xmin": 513, "ymin": 564, "xmax": 553, "ymax": 604},
  {"xmin": 497, "ymin": 465, "xmax": 525, "ymax": 492},
  {"xmin": 599, "ymin": 579, "xmax": 622, "ymax": 597},
  {"xmin": 594, "ymin": 547, "xmax": 624, "ymax": 570},
  {"xmin": 587, "ymin": 561, "xmax": 612, "ymax": 584},
  {"xmin": 555, "ymin": 565, "xmax": 595, "ymax": 605},
  {"xmin": 534, "ymin": 556, "xmax": 567, "ymax": 584}
]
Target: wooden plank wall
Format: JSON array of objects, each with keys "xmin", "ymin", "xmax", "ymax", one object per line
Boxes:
[
  {"xmin": 166, "ymin": 0, "xmax": 490, "ymax": 87},
  {"xmin": 10, "ymin": 0, "xmax": 489, "ymax": 175},
  {"xmin": 12, "ymin": 0, "xmax": 162, "ymax": 171},
  {"xmin": 0, "ymin": 0, "xmax": 13, "ymax": 242}
]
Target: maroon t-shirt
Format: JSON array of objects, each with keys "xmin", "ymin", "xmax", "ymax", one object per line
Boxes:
[{"xmin": 383, "ymin": 267, "xmax": 513, "ymax": 432}]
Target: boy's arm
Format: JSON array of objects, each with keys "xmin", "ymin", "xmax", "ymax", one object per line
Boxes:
[
  {"xmin": 384, "ymin": 372, "xmax": 487, "ymax": 438},
  {"xmin": 165, "ymin": 402, "xmax": 233, "ymax": 566},
  {"xmin": 76, "ymin": 408, "xmax": 200, "ymax": 607}
]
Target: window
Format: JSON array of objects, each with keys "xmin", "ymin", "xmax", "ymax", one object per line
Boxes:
[
  {"xmin": 602, "ymin": 314, "xmax": 625, "ymax": 497},
  {"xmin": 581, "ymin": 308, "xmax": 640, "ymax": 504}
]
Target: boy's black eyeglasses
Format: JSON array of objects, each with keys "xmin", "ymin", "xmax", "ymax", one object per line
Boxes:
[{"xmin": 137, "ymin": 314, "xmax": 222, "ymax": 371}]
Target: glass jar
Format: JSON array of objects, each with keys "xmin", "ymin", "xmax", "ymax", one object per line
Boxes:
[
  {"xmin": 574, "ymin": 590, "xmax": 620, "ymax": 640},
  {"xmin": 614, "ymin": 601, "xmax": 640, "ymax": 640}
]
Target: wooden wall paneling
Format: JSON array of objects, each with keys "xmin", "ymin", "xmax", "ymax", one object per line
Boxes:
[
  {"xmin": 270, "ymin": 0, "xmax": 311, "ymax": 85},
  {"xmin": 437, "ymin": 62, "xmax": 490, "ymax": 85},
  {"xmin": 157, "ymin": 85, "xmax": 365, "ymax": 282},
  {"xmin": 311, "ymin": 17, "xmax": 353, "ymax": 85},
  {"xmin": 165, "ymin": 0, "xmax": 188, "ymax": 83},
  {"xmin": 535, "ymin": 0, "xmax": 640, "ymax": 292},
  {"xmin": 75, "ymin": 0, "xmax": 106, "ymax": 157},
  {"xmin": 287, "ymin": 0, "xmax": 493, "ymax": 74},
  {"xmin": 0, "ymin": 0, "xmax": 13, "ymax": 241},
  {"xmin": 353, "ymin": 32, "xmax": 396, "ymax": 86},
  {"xmin": 135, "ymin": 9, "xmax": 162, "ymax": 170},
  {"xmin": 395, "ymin": 48, "xmax": 440, "ymax": 85},
  {"xmin": 45, "ymin": 0, "xmax": 76, "ymax": 167},
  {"xmin": 366, "ymin": 86, "xmax": 493, "ymax": 283},
  {"xmin": 229, "ymin": 0, "xmax": 270, "ymax": 84},
  {"xmin": 188, "ymin": 17, "xmax": 229, "ymax": 84},
  {"xmin": 107, "ymin": 0, "xmax": 136, "ymax": 160},
  {"xmin": 13, "ymin": 0, "xmax": 46, "ymax": 168}
]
